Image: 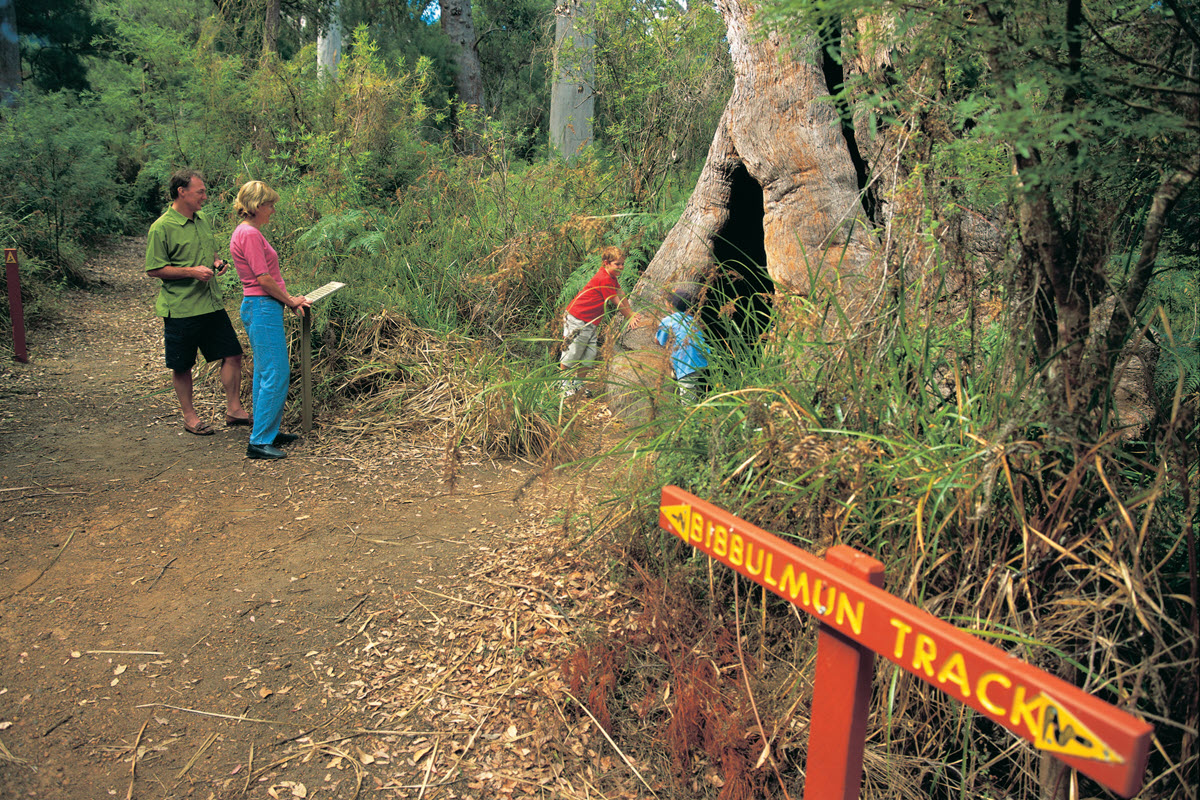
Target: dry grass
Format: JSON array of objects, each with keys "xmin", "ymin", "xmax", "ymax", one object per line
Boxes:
[
  {"xmin": 299, "ymin": 310, "xmax": 568, "ymax": 467},
  {"xmin": 554, "ymin": 395, "xmax": 1199, "ymax": 800}
]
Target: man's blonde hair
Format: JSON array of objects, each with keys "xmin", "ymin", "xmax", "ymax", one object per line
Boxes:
[
  {"xmin": 233, "ymin": 181, "xmax": 280, "ymax": 219},
  {"xmin": 600, "ymin": 245, "xmax": 624, "ymax": 265}
]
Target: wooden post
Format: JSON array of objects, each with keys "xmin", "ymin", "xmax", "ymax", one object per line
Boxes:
[
  {"xmin": 301, "ymin": 309, "xmax": 313, "ymax": 433},
  {"xmin": 803, "ymin": 545, "xmax": 885, "ymax": 800},
  {"xmin": 295, "ymin": 281, "xmax": 344, "ymax": 434},
  {"xmin": 5, "ymin": 248, "xmax": 28, "ymax": 363}
]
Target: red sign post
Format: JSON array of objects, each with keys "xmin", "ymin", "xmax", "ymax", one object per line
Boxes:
[
  {"xmin": 658, "ymin": 485, "xmax": 1153, "ymax": 799},
  {"xmin": 5, "ymin": 248, "xmax": 28, "ymax": 362}
]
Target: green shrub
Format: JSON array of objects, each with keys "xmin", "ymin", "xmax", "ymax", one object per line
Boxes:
[{"xmin": 0, "ymin": 92, "xmax": 124, "ymax": 284}]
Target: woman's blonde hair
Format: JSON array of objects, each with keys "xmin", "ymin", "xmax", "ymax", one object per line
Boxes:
[
  {"xmin": 600, "ymin": 245, "xmax": 624, "ymax": 265},
  {"xmin": 234, "ymin": 181, "xmax": 280, "ymax": 219}
]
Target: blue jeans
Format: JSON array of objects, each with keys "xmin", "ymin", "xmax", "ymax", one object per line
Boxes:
[{"xmin": 240, "ymin": 296, "xmax": 290, "ymax": 446}]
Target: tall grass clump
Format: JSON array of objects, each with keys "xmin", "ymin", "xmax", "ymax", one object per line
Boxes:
[{"xmin": 566, "ymin": 255, "xmax": 1197, "ymax": 800}]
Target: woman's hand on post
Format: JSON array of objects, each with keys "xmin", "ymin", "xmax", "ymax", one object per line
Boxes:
[{"xmin": 288, "ymin": 295, "xmax": 312, "ymax": 316}]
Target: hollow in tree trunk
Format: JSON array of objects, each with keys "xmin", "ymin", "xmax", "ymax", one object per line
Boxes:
[{"xmin": 610, "ymin": 0, "xmax": 880, "ymax": 415}]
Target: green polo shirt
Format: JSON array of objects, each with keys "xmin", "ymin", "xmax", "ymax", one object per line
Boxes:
[{"xmin": 144, "ymin": 207, "xmax": 224, "ymax": 318}]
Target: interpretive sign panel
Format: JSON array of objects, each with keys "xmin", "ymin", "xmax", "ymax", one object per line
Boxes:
[{"xmin": 658, "ymin": 485, "xmax": 1153, "ymax": 798}]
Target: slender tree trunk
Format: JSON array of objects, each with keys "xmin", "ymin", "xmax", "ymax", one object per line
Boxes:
[
  {"xmin": 549, "ymin": 0, "xmax": 595, "ymax": 161},
  {"xmin": 439, "ymin": 0, "xmax": 484, "ymax": 108},
  {"xmin": 317, "ymin": 0, "xmax": 342, "ymax": 80},
  {"xmin": 0, "ymin": 0, "xmax": 19, "ymax": 103},
  {"xmin": 263, "ymin": 0, "xmax": 280, "ymax": 56},
  {"xmin": 439, "ymin": 0, "xmax": 484, "ymax": 152}
]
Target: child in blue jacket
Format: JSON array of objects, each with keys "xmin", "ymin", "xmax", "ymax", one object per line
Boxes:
[{"xmin": 656, "ymin": 291, "xmax": 709, "ymax": 402}]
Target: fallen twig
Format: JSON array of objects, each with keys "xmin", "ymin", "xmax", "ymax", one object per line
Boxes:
[
  {"xmin": 147, "ymin": 557, "xmax": 177, "ymax": 592},
  {"xmin": 242, "ymin": 742, "xmax": 254, "ymax": 796},
  {"xmin": 335, "ymin": 610, "xmax": 383, "ymax": 647},
  {"xmin": 417, "ymin": 587, "xmax": 507, "ymax": 613},
  {"xmin": 134, "ymin": 703, "xmax": 288, "ymax": 726},
  {"xmin": 415, "ymin": 737, "xmax": 438, "ymax": 800},
  {"xmin": 476, "ymin": 575, "xmax": 564, "ymax": 608},
  {"xmin": 7, "ymin": 528, "xmax": 78, "ymax": 597},
  {"xmin": 393, "ymin": 640, "xmax": 480, "ymax": 723},
  {"xmin": 126, "ymin": 717, "xmax": 150, "ymax": 800},
  {"xmin": 172, "ymin": 732, "xmax": 218, "ymax": 787},
  {"xmin": 0, "ymin": 737, "xmax": 29, "ymax": 766},
  {"xmin": 334, "ymin": 594, "xmax": 369, "ymax": 624},
  {"xmin": 43, "ymin": 714, "xmax": 73, "ymax": 736}
]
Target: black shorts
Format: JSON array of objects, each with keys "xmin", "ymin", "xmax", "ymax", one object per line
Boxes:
[{"xmin": 164, "ymin": 310, "xmax": 244, "ymax": 372}]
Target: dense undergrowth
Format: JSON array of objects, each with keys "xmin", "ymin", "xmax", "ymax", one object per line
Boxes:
[{"xmin": 553, "ymin": 259, "xmax": 1198, "ymax": 800}]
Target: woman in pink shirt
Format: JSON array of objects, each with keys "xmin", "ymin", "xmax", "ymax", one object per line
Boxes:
[{"xmin": 229, "ymin": 181, "xmax": 312, "ymax": 460}]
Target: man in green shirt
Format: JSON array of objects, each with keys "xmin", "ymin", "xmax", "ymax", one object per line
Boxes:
[{"xmin": 145, "ymin": 169, "xmax": 251, "ymax": 436}]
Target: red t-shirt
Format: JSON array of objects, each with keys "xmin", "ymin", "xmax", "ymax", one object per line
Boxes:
[{"xmin": 565, "ymin": 267, "xmax": 620, "ymax": 324}]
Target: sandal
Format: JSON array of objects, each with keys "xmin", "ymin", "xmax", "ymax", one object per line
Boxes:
[
  {"xmin": 184, "ymin": 420, "xmax": 215, "ymax": 436},
  {"xmin": 225, "ymin": 414, "xmax": 252, "ymax": 426}
]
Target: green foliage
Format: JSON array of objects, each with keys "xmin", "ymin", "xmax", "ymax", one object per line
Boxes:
[
  {"xmin": 16, "ymin": 0, "xmax": 114, "ymax": 92},
  {"xmin": 475, "ymin": 0, "xmax": 553, "ymax": 158},
  {"xmin": 0, "ymin": 92, "xmax": 124, "ymax": 282},
  {"xmin": 1155, "ymin": 336, "xmax": 1200, "ymax": 399},
  {"xmin": 590, "ymin": 0, "xmax": 732, "ymax": 203},
  {"xmin": 253, "ymin": 27, "xmax": 434, "ymax": 211},
  {"xmin": 763, "ymin": 0, "xmax": 1199, "ymax": 441}
]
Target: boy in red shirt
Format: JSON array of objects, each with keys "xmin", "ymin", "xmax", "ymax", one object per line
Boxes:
[{"xmin": 559, "ymin": 246, "xmax": 641, "ymax": 396}]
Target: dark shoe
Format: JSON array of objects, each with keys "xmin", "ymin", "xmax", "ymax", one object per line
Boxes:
[
  {"xmin": 225, "ymin": 414, "xmax": 252, "ymax": 426},
  {"xmin": 273, "ymin": 432, "xmax": 300, "ymax": 446},
  {"xmin": 247, "ymin": 443, "xmax": 287, "ymax": 460}
]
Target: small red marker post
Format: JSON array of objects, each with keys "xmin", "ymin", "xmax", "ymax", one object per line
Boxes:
[
  {"xmin": 804, "ymin": 545, "xmax": 885, "ymax": 800},
  {"xmin": 5, "ymin": 248, "xmax": 28, "ymax": 363}
]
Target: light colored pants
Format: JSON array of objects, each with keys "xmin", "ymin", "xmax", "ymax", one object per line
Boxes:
[
  {"xmin": 677, "ymin": 370, "xmax": 703, "ymax": 403},
  {"xmin": 559, "ymin": 313, "xmax": 599, "ymax": 367},
  {"xmin": 241, "ymin": 296, "xmax": 289, "ymax": 446}
]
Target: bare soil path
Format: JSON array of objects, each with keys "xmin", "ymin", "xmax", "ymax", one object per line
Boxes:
[{"xmin": 0, "ymin": 239, "xmax": 646, "ymax": 800}]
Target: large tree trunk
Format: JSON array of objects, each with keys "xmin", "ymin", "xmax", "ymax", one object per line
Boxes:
[
  {"xmin": 549, "ymin": 0, "xmax": 595, "ymax": 161},
  {"xmin": 0, "ymin": 0, "xmax": 20, "ymax": 104},
  {"xmin": 609, "ymin": 0, "xmax": 879, "ymax": 418},
  {"xmin": 631, "ymin": 0, "xmax": 875, "ymax": 311}
]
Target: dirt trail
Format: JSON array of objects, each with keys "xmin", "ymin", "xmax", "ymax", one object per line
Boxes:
[{"xmin": 0, "ymin": 239, "xmax": 642, "ymax": 799}]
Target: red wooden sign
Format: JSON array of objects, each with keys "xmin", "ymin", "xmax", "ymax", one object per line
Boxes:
[{"xmin": 658, "ymin": 486, "xmax": 1153, "ymax": 798}]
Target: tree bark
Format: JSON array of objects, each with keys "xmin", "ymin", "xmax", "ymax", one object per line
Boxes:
[
  {"xmin": 0, "ymin": 0, "xmax": 20, "ymax": 104},
  {"xmin": 439, "ymin": 0, "xmax": 484, "ymax": 109},
  {"xmin": 549, "ymin": 0, "xmax": 595, "ymax": 161},
  {"xmin": 631, "ymin": 0, "xmax": 876, "ymax": 313},
  {"xmin": 263, "ymin": 0, "xmax": 280, "ymax": 56},
  {"xmin": 317, "ymin": 0, "xmax": 342, "ymax": 80},
  {"xmin": 609, "ymin": 0, "xmax": 879, "ymax": 420}
]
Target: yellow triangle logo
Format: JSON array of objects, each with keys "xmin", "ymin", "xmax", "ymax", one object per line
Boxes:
[
  {"xmin": 5, "ymin": 250, "xmax": 16, "ymax": 265},
  {"xmin": 659, "ymin": 502, "xmax": 691, "ymax": 541},
  {"xmin": 1033, "ymin": 693, "xmax": 1124, "ymax": 764}
]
